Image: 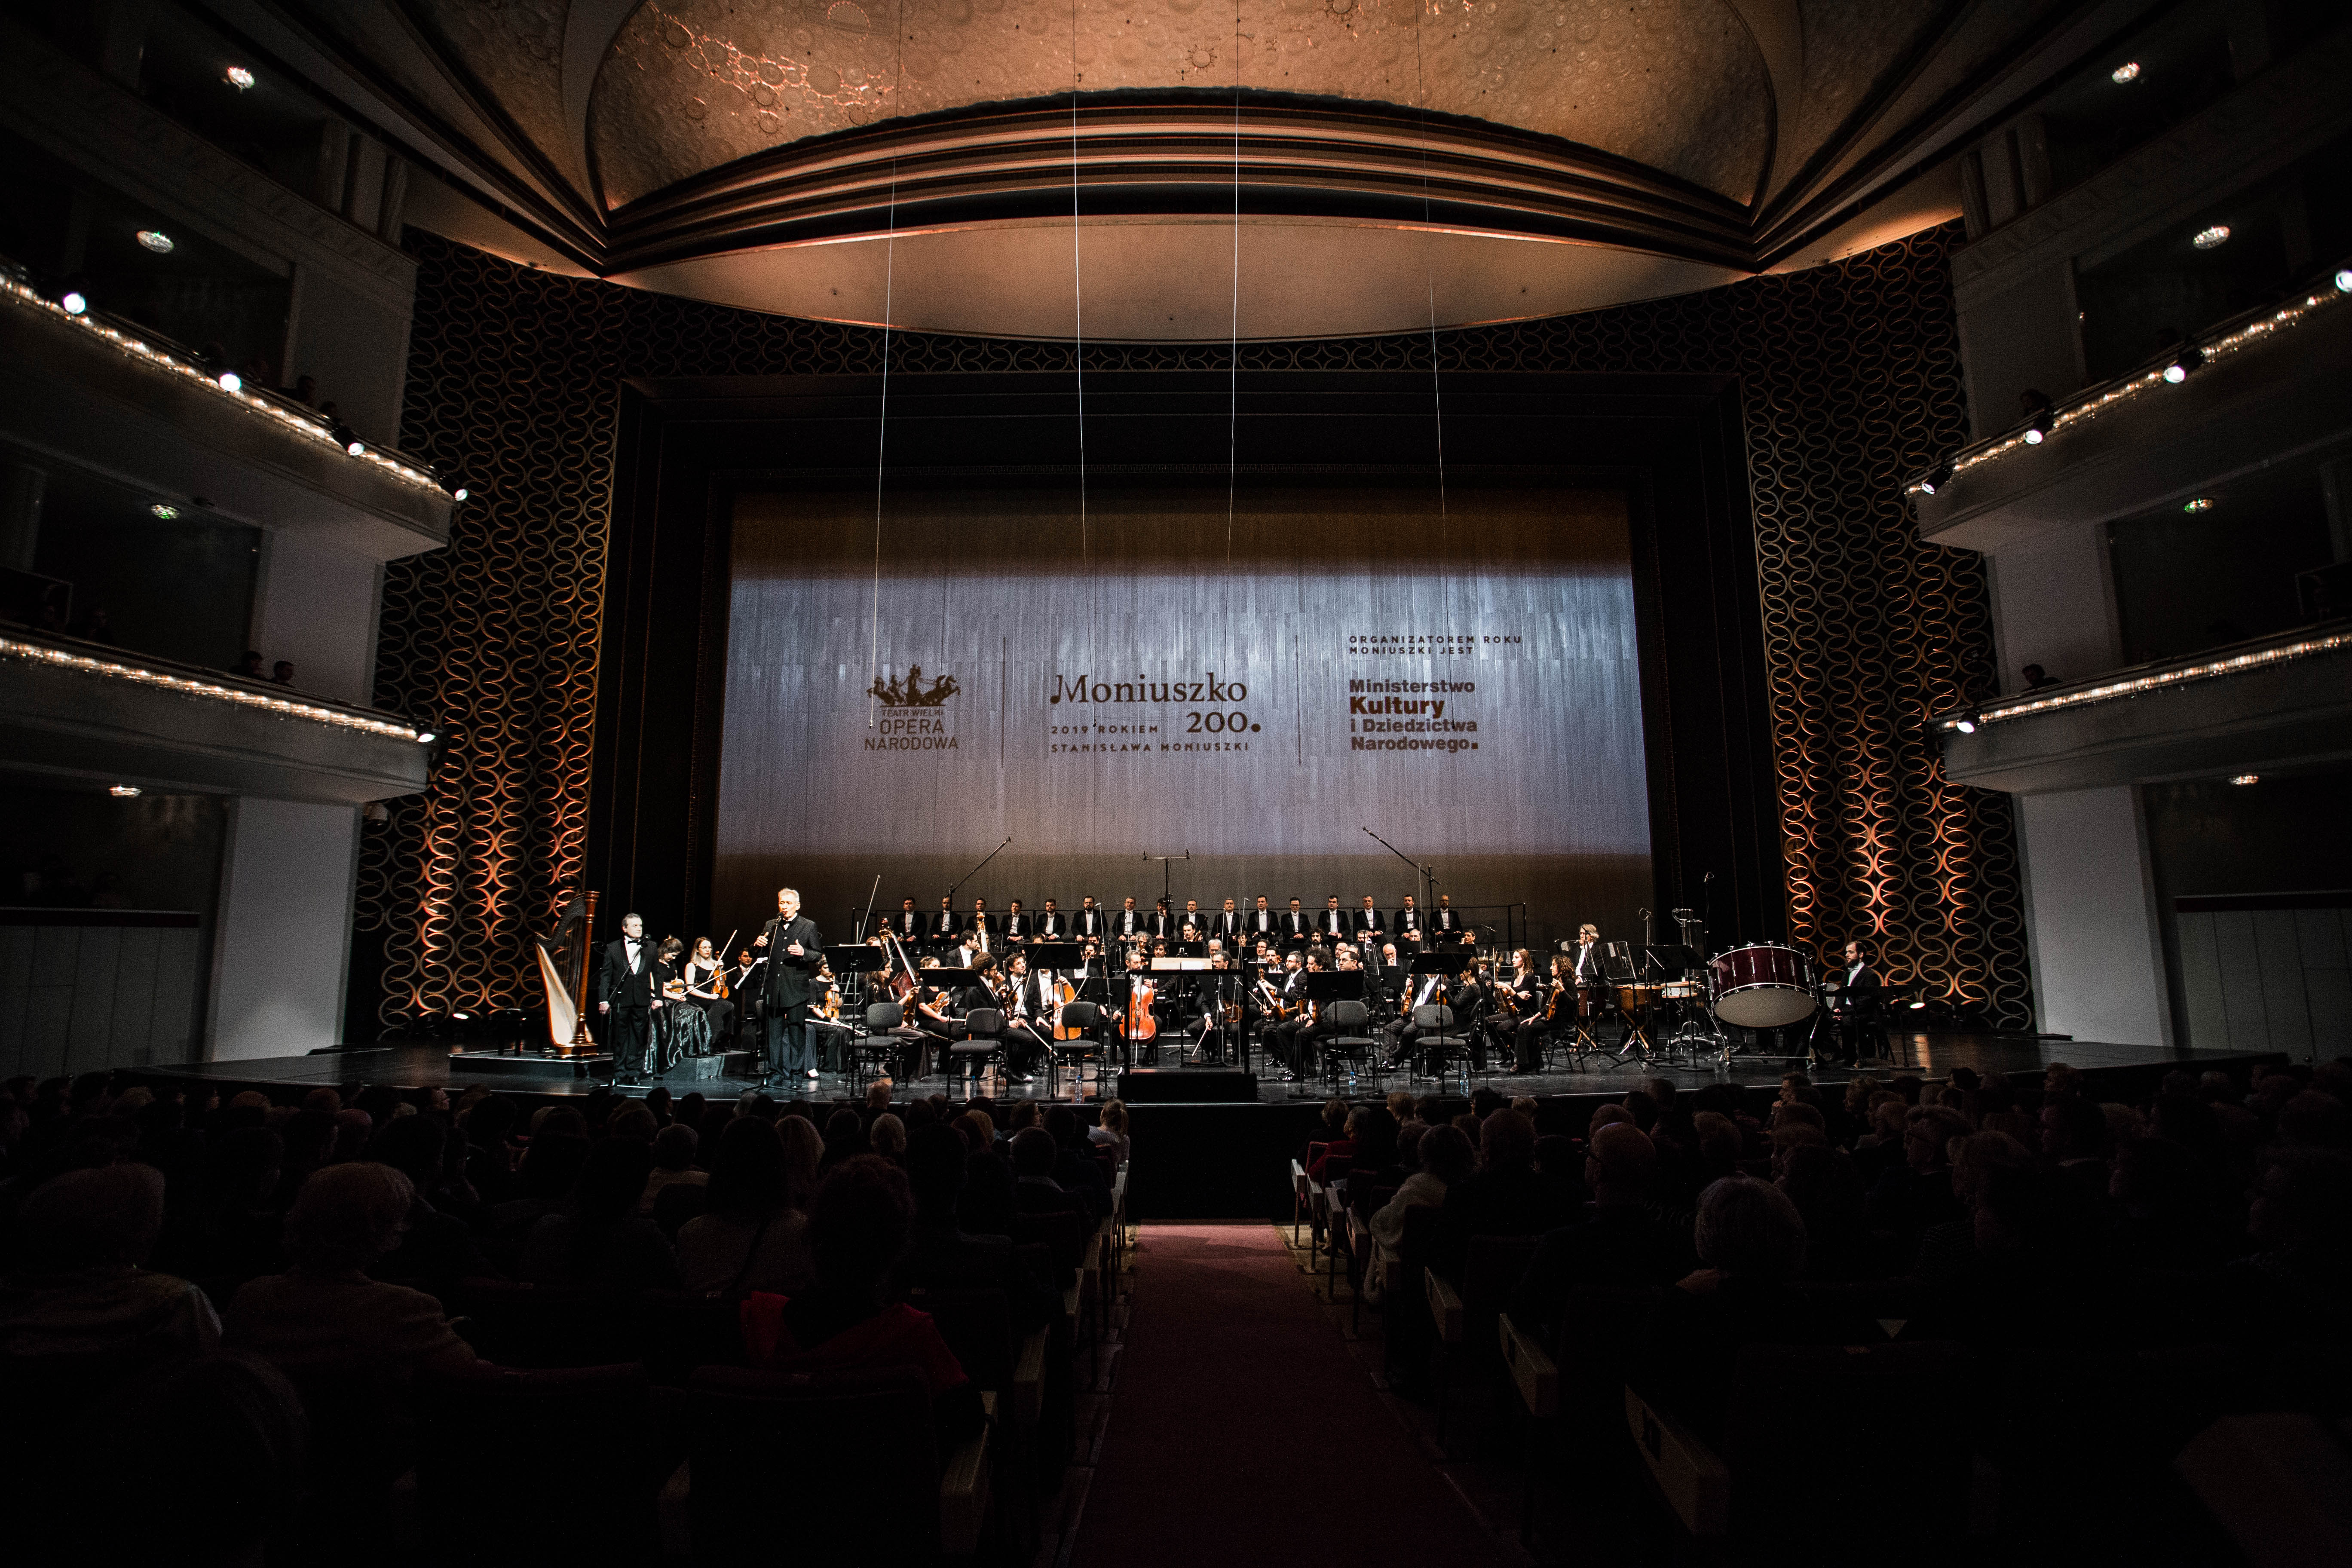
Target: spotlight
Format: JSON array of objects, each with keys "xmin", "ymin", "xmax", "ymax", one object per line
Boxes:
[
  {"xmin": 2110, "ymin": 61, "xmax": 2140, "ymax": 84},
  {"xmin": 136, "ymin": 229, "xmax": 175, "ymax": 254},
  {"xmin": 2229, "ymin": 773, "xmax": 2259, "ymax": 786},
  {"xmin": 2337, "ymin": 267, "xmax": 2352, "ymax": 294},
  {"xmin": 109, "ymin": 784, "xmax": 142, "ymax": 798},
  {"xmin": 417, "ymin": 731, "xmax": 437, "ymax": 745},
  {"xmin": 58, "ymin": 289, "xmax": 87, "ymax": 315},
  {"xmin": 217, "ymin": 371, "xmax": 242, "ymax": 392},
  {"xmin": 1919, "ymin": 461, "xmax": 1955, "ymax": 495},
  {"xmin": 2163, "ymin": 347, "xmax": 2205, "ymax": 383},
  {"xmin": 2183, "ymin": 497, "xmax": 2214, "ymax": 513},
  {"xmin": 150, "ymin": 502, "xmax": 179, "ymax": 520},
  {"xmin": 452, "ymin": 487, "xmax": 469, "ymax": 502},
  {"xmin": 346, "ymin": 441, "xmax": 366, "ymax": 456},
  {"xmin": 2192, "ymin": 224, "xmax": 2230, "ymax": 251},
  {"xmin": 1954, "ymin": 715, "xmax": 1979, "ymax": 734},
  {"xmin": 225, "ymin": 65, "xmax": 255, "ymax": 90},
  {"xmin": 2022, "ymin": 410, "xmax": 2052, "ymax": 444}
]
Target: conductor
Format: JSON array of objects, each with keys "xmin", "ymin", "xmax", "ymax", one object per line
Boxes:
[{"xmin": 752, "ymin": 886, "xmax": 824, "ymax": 1083}]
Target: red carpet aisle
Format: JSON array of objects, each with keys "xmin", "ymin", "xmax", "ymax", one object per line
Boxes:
[{"xmin": 1072, "ymin": 1224, "xmax": 1514, "ymax": 1568}]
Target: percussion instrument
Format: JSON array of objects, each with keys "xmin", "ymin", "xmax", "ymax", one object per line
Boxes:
[
  {"xmin": 1659, "ymin": 978, "xmax": 1703, "ymax": 1001},
  {"xmin": 1615, "ymin": 982, "xmax": 1661, "ymax": 1013},
  {"xmin": 1709, "ymin": 943, "xmax": 1818, "ymax": 1028}
]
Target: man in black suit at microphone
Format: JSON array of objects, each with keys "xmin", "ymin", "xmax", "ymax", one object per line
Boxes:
[
  {"xmin": 752, "ymin": 887, "xmax": 825, "ymax": 1083},
  {"xmin": 596, "ymin": 913, "xmax": 660, "ymax": 1083}
]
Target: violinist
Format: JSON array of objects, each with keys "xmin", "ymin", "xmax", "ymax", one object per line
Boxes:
[
  {"xmin": 1196, "ymin": 949, "xmax": 1253, "ymax": 1066},
  {"xmin": 729, "ymin": 948, "xmax": 765, "ymax": 1051},
  {"xmin": 1374, "ymin": 942, "xmax": 1406, "ymax": 1011},
  {"xmin": 1265, "ymin": 949, "xmax": 1323, "ymax": 1081},
  {"xmin": 1488, "ymin": 948, "xmax": 1549, "ymax": 1073},
  {"xmin": 909, "ymin": 955, "xmax": 959, "ymax": 1069},
  {"xmin": 999, "ymin": 952, "xmax": 1050, "ymax": 1084},
  {"xmin": 683, "ymin": 937, "xmax": 736, "ymax": 1046}
]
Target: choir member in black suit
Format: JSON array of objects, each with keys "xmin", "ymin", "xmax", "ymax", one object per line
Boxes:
[
  {"xmin": 1112, "ymin": 897, "xmax": 1145, "ymax": 940},
  {"xmin": 1352, "ymin": 895, "xmax": 1386, "ymax": 941},
  {"xmin": 928, "ymin": 896, "xmax": 960, "ymax": 941},
  {"xmin": 891, "ymin": 897, "xmax": 924, "ymax": 941},
  {"xmin": 1002, "ymin": 900, "xmax": 1034, "ymax": 943},
  {"xmin": 1037, "ymin": 899, "xmax": 1066, "ymax": 938},
  {"xmin": 1149, "ymin": 899, "xmax": 1176, "ymax": 940},
  {"xmin": 1393, "ymin": 895, "xmax": 1424, "ymax": 950},
  {"xmin": 1246, "ymin": 895, "xmax": 1277, "ymax": 943},
  {"xmin": 1318, "ymin": 895, "xmax": 1348, "ymax": 944},
  {"xmin": 1075, "ymin": 897, "xmax": 1106, "ymax": 939},
  {"xmin": 1282, "ymin": 899, "xmax": 1311, "ymax": 944}
]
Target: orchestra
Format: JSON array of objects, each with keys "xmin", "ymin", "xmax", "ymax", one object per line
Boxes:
[{"xmin": 585, "ymin": 884, "xmax": 1872, "ymax": 1093}]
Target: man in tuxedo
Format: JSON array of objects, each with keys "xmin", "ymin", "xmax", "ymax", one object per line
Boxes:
[
  {"xmin": 966, "ymin": 898, "xmax": 998, "ymax": 945},
  {"xmin": 1247, "ymin": 895, "xmax": 1277, "ymax": 943},
  {"xmin": 1277, "ymin": 897, "xmax": 1308, "ymax": 945},
  {"xmin": 1212, "ymin": 898, "xmax": 1243, "ymax": 942},
  {"xmin": 1319, "ymin": 895, "xmax": 1348, "ymax": 944},
  {"xmin": 1430, "ymin": 894, "xmax": 1462, "ymax": 943},
  {"xmin": 1353, "ymin": 895, "xmax": 1386, "ymax": 942},
  {"xmin": 1148, "ymin": 898, "xmax": 1176, "ymax": 940},
  {"xmin": 1394, "ymin": 894, "xmax": 1424, "ymax": 951},
  {"xmin": 1002, "ymin": 900, "xmax": 1033, "ymax": 944},
  {"xmin": 1374, "ymin": 942, "xmax": 1406, "ymax": 1010},
  {"xmin": 928, "ymin": 896, "xmax": 959, "ymax": 941},
  {"xmin": 1181, "ymin": 899, "xmax": 1204, "ymax": 937},
  {"xmin": 1262, "ymin": 950, "xmax": 1313, "ymax": 1078},
  {"xmin": 1830, "ymin": 938, "xmax": 1885, "ymax": 1063},
  {"xmin": 1075, "ymin": 897, "xmax": 1106, "ymax": 939},
  {"xmin": 752, "ymin": 887, "xmax": 825, "ymax": 1082},
  {"xmin": 730, "ymin": 947, "xmax": 766, "ymax": 1052},
  {"xmin": 1038, "ymin": 898, "xmax": 1067, "ymax": 938},
  {"xmin": 1567, "ymin": 923, "xmax": 1605, "ymax": 987},
  {"xmin": 1113, "ymin": 897, "xmax": 1143, "ymax": 940},
  {"xmin": 892, "ymin": 897, "xmax": 923, "ymax": 941},
  {"xmin": 595, "ymin": 913, "xmax": 661, "ymax": 1081}
]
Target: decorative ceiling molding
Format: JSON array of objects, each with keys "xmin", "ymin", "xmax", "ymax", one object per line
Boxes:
[{"xmin": 195, "ymin": 0, "xmax": 2160, "ymax": 299}]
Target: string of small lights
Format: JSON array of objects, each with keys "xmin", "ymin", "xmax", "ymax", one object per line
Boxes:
[
  {"xmin": 0, "ymin": 634, "xmax": 433, "ymax": 742},
  {"xmin": 1, "ymin": 272, "xmax": 454, "ymax": 498},
  {"xmin": 1908, "ymin": 263, "xmax": 2352, "ymax": 497},
  {"xmin": 1936, "ymin": 629, "xmax": 2352, "ymax": 733}
]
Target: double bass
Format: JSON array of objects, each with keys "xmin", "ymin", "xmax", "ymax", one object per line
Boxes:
[{"xmin": 1123, "ymin": 974, "xmax": 1158, "ymax": 1044}]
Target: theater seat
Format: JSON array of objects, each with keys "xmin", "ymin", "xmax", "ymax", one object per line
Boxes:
[
  {"xmin": 413, "ymin": 1362, "xmax": 668, "ymax": 1566},
  {"xmin": 674, "ymin": 1364, "xmax": 989, "ymax": 1565}
]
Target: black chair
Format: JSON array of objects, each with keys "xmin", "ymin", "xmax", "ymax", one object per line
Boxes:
[
  {"xmin": 1413, "ymin": 1003, "xmax": 1472, "ymax": 1084},
  {"xmin": 850, "ymin": 1001, "xmax": 910, "ymax": 1085},
  {"xmin": 1049, "ymin": 1001, "xmax": 1105, "ymax": 1099},
  {"xmin": 680, "ymin": 1365, "xmax": 988, "ymax": 1564},
  {"xmin": 949, "ymin": 1006, "xmax": 1007, "ymax": 1094},
  {"xmin": 1320, "ymin": 998, "xmax": 1381, "ymax": 1088}
]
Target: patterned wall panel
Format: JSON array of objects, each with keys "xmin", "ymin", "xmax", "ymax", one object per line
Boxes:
[{"xmin": 359, "ymin": 221, "xmax": 2030, "ymax": 1032}]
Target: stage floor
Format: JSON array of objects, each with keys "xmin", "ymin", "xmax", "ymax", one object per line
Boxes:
[{"xmin": 143, "ymin": 1029, "xmax": 2273, "ymax": 1107}]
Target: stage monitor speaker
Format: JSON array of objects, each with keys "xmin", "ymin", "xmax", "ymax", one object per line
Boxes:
[{"xmin": 1117, "ymin": 1069, "xmax": 1258, "ymax": 1104}]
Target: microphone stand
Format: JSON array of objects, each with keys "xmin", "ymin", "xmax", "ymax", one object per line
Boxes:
[
  {"xmin": 856, "ymin": 873, "xmax": 881, "ymax": 943},
  {"xmin": 947, "ymin": 838, "xmax": 1012, "ymax": 903},
  {"xmin": 1141, "ymin": 849, "xmax": 1190, "ymax": 910},
  {"xmin": 1360, "ymin": 824, "xmax": 1439, "ymax": 930}
]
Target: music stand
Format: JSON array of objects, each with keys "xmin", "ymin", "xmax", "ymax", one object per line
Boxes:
[
  {"xmin": 1642, "ymin": 944, "xmax": 1701, "ymax": 977},
  {"xmin": 824, "ymin": 946, "xmax": 885, "ymax": 972},
  {"xmin": 1024, "ymin": 943, "xmax": 1087, "ymax": 972}
]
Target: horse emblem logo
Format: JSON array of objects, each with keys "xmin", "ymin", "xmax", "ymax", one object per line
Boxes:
[{"xmin": 867, "ymin": 664, "xmax": 960, "ymax": 708}]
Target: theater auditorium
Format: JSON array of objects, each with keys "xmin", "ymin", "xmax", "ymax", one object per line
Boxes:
[{"xmin": 2, "ymin": 1, "xmax": 2349, "ymax": 1563}]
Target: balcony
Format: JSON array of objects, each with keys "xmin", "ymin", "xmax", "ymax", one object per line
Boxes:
[
  {"xmin": 0, "ymin": 273, "xmax": 450, "ymax": 562},
  {"xmin": 1913, "ymin": 272, "xmax": 2352, "ymax": 557},
  {"xmin": 0, "ymin": 628, "xmax": 431, "ymax": 803},
  {"xmin": 1933, "ymin": 625, "xmax": 2352, "ymax": 794}
]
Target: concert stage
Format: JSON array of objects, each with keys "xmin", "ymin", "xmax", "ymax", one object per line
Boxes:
[{"xmin": 135, "ymin": 1032, "xmax": 2284, "ymax": 1219}]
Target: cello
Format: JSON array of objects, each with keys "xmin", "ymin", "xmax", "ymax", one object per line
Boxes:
[{"xmin": 1124, "ymin": 973, "xmax": 1158, "ymax": 1045}]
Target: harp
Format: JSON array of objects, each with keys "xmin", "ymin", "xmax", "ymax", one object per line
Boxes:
[{"xmin": 539, "ymin": 888, "xmax": 597, "ymax": 1054}]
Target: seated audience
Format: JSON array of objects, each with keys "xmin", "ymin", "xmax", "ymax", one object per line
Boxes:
[
  {"xmin": 1, "ymin": 1164, "xmax": 220, "ymax": 1363},
  {"xmin": 517, "ymin": 1136, "xmax": 678, "ymax": 1290},
  {"xmin": 676, "ymin": 1115, "xmax": 815, "ymax": 1297},
  {"xmin": 1508, "ymin": 1123, "xmax": 1697, "ymax": 1344},
  {"xmin": 223, "ymin": 1163, "xmax": 476, "ymax": 1380},
  {"xmin": 739, "ymin": 1155, "xmax": 985, "ymax": 1440},
  {"xmin": 1430, "ymin": 1109, "xmax": 1578, "ymax": 1278}
]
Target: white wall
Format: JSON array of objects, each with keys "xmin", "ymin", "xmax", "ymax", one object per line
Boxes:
[
  {"xmin": 2177, "ymin": 906, "xmax": 2352, "ymax": 1059},
  {"xmin": 208, "ymin": 797, "xmax": 359, "ymax": 1060},
  {"xmin": 1986, "ymin": 522, "xmax": 2122, "ymax": 688},
  {"xmin": 2017, "ymin": 786, "xmax": 2173, "ymax": 1047},
  {"xmin": 249, "ymin": 530, "xmax": 383, "ymax": 708},
  {"xmin": 0, "ymin": 918, "xmax": 205, "ymax": 1078}
]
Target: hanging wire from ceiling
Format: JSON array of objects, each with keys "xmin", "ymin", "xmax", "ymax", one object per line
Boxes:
[
  {"xmin": 1226, "ymin": 0, "xmax": 1242, "ymax": 565},
  {"xmin": 1070, "ymin": 0, "xmax": 1089, "ymax": 573},
  {"xmin": 1413, "ymin": 0, "xmax": 1453, "ymax": 660},
  {"xmin": 867, "ymin": 0, "xmax": 906, "ymax": 731}
]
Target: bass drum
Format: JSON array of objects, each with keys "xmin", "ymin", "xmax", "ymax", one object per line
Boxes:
[{"xmin": 1710, "ymin": 944, "xmax": 1818, "ymax": 1029}]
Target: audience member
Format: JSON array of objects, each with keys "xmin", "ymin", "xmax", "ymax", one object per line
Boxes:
[
  {"xmin": 675, "ymin": 1116, "xmax": 814, "ymax": 1297},
  {"xmin": 1, "ymin": 1164, "xmax": 220, "ymax": 1363}
]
